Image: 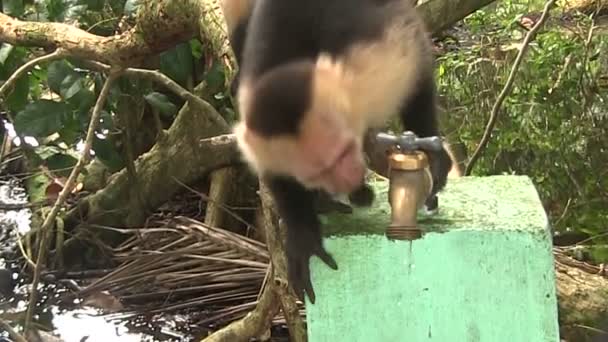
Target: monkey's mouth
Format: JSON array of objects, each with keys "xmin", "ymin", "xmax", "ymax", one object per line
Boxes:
[{"xmin": 306, "ymin": 142, "xmax": 365, "ymax": 194}]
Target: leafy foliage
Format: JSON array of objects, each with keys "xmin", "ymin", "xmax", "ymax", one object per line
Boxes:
[
  {"xmin": 436, "ymin": 1, "xmax": 608, "ymax": 258},
  {"xmin": 0, "ymin": 0, "xmax": 235, "ymax": 181}
]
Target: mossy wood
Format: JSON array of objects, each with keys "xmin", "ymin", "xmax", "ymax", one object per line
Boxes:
[{"xmin": 307, "ymin": 176, "xmax": 559, "ymax": 342}]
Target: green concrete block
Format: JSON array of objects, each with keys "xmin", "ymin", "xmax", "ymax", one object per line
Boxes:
[{"xmin": 307, "ymin": 176, "xmax": 559, "ymax": 342}]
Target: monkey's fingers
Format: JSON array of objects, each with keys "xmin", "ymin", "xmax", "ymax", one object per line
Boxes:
[
  {"xmin": 300, "ymin": 261, "xmax": 316, "ymax": 304},
  {"xmin": 314, "ymin": 246, "xmax": 338, "ymax": 270},
  {"xmin": 288, "ymin": 262, "xmax": 306, "ymax": 302},
  {"xmin": 287, "ymin": 256, "xmax": 316, "ymax": 303}
]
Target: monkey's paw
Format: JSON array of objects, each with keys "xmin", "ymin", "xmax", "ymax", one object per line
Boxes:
[{"xmin": 286, "ymin": 227, "xmax": 338, "ymax": 304}]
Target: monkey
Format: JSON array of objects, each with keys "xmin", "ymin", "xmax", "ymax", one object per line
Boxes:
[
  {"xmin": 225, "ymin": 0, "xmax": 453, "ymax": 303},
  {"xmin": 221, "ymin": 0, "xmax": 377, "ymax": 208}
]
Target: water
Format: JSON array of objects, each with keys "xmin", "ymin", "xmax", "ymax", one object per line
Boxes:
[{"xmin": 0, "ymin": 181, "xmax": 193, "ymax": 341}]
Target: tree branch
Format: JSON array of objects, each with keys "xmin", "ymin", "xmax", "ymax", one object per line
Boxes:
[
  {"xmin": 258, "ymin": 181, "xmax": 307, "ymax": 342},
  {"xmin": 0, "ymin": 319, "xmax": 27, "ymax": 342},
  {"xmin": 83, "ymin": 60, "xmax": 229, "ymax": 130},
  {"xmin": 202, "ymin": 267, "xmax": 280, "ymax": 342},
  {"xmin": 418, "ymin": 0, "xmax": 496, "ymax": 35},
  {"xmin": 23, "ymin": 69, "xmax": 122, "ymax": 332},
  {"xmin": 0, "ymin": 49, "xmax": 67, "ymax": 106},
  {"xmin": 0, "ymin": 1, "xmax": 202, "ymax": 66},
  {"xmin": 464, "ymin": 0, "xmax": 557, "ymax": 175}
]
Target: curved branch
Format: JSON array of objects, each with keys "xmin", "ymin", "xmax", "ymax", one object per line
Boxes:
[
  {"xmin": 0, "ymin": 319, "xmax": 27, "ymax": 342},
  {"xmin": 202, "ymin": 268, "xmax": 281, "ymax": 342},
  {"xmin": 83, "ymin": 60, "xmax": 229, "ymax": 130},
  {"xmin": 464, "ymin": 0, "xmax": 556, "ymax": 175},
  {"xmin": 258, "ymin": 181, "xmax": 307, "ymax": 342},
  {"xmin": 0, "ymin": 49, "xmax": 67, "ymax": 104},
  {"xmin": 0, "ymin": 0, "xmax": 199, "ymax": 66},
  {"xmin": 23, "ymin": 69, "xmax": 123, "ymax": 332}
]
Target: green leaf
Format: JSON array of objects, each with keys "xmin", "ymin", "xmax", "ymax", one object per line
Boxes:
[
  {"xmin": 92, "ymin": 136, "xmax": 125, "ymax": 172},
  {"xmin": 123, "ymin": 0, "xmax": 141, "ymax": 16},
  {"xmin": 160, "ymin": 43, "xmax": 193, "ymax": 86},
  {"xmin": 62, "ymin": 76, "xmax": 84, "ymax": 100},
  {"xmin": 78, "ymin": 0, "xmax": 104, "ymax": 11},
  {"xmin": 67, "ymin": 88, "xmax": 95, "ymax": 115},
  {"xmin": 48, "ymin": 60, "xmax": 88, "ymax": 101},
  {"xmin": 2, "ymin": 0, "xmax": 25, "ymax": 17},
  {"xmin": 34, "ymin": 145, "xmax": 63, "ymax": 160},
  {"xmin": 0, "ymin": 44, "xmax": 14, "ymax": 65},
  {"xmin": 205, "ymin": 62, "xmax": 226, "ymax": 91},
  {"xmin": 48, "ymin": 60, "xmax": 77, "ymax": 95},
  {"xmin": 190, "ymin": 39, "xmax": 204, "ymax": 60},
  {"xmin": 46, "ymin": 153, "xmax": 78, "ymax": 178},
  {"xmin": 144, "ymin": 92, "xmax": 178, "ymax": 118},
  {"xmin": 58, "ymin": 126, "xmax": 82, "ymax": 146},
  {"xmin": 14, "ymin": 100, "xmax": 69, "ymax": 138},
  {"xmin": 58, "ymin": 113, "xmax": 83, "ymax": 145},
  {"xmin": 5, "ymin": 73, "xmax": 29, "ymax": 112},
  {"xmin": 46, "ymin": 0, "xmax": 69, "ymax": 21},
  {"xmin": 65, "ymin": 4, "xmax": 88, "ymax": 21}
]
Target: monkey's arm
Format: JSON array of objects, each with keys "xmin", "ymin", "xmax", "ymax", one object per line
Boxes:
[{"xmin": 265, "ymin": 176, "xmax": 338, "ymax": 303}]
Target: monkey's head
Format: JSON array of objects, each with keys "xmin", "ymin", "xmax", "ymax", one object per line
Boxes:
[{"xmin": 235, "ymin": 56, "xmax": 367, "ymax": 194}]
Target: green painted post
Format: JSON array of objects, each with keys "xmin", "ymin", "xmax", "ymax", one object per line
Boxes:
[{"xmin": 306, "ymin": 176, "xmax": 559, "ymax": 342}]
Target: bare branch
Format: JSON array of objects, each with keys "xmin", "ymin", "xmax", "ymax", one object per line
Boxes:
[
  {"xmin": 201, "ymin": 270, "xmax": 280, "ymax": 342},
  {"xmin": 418, "ymin": 0, "xmax": 497, "ymax": 35},
  {"xmin": 0, "ymin": 0, "xmax": 207, "ymax": 66},
  {"xmin": 0, "ymin": 319, "xmax": 28, "ymax": 342},
  {"xmin": 258, "ymin": 181, "xmax": 307, "ymax": 342},
  {"xmin": 83, "ymin": 60, "xmax": 229, "ymax": 130},
  {"xmin": 0, "ymin": 49, "xmax": 67, "ymax": 106},
  {"xmin": 23, "ymin": 69, "xmax": 123, "ymax": 332},
  {"xmin": 464, "ymin": 0, "xmax": 557, "ymax": 175}
]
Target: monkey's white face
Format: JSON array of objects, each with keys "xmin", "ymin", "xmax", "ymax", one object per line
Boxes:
[
  {"xmin": 234, "ymin": 108, "xmax": 367, "ymax": 195},
  {"xmin": 235, "ymin": 109, "xmax": 366, "ymax": 194},
  {"xmin": 234, "ymin": 54, "xmax": 369, "ymax": 194}
]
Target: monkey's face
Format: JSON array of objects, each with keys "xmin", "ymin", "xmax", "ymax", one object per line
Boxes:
[
  {"xmin": 235, "ymin": 60, "xmax": 367, "ymax": 194},
  {"xmin": 235, "ymin": 106, "xmax": 367, "ymax": 194}
]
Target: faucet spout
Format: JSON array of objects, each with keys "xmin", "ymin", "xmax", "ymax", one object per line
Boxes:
[{"xmin": 386, "ymin": 151, "xmax": 433, "ymax": 240}]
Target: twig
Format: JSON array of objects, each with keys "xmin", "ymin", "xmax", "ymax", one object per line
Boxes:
[
  {"xmin": 0, "ymin": 49, "xmax": 67, "ymax": 106},
  {"xmin": 258, "ymin": 181, "xmax": 307, "ymax": 342},
  {"xmin": 579, "ymin": 18, "xmax": 597, "ymax": 114},
  {"xmin": 464, "ymin": 0, "xmax": 557, "ymax": 175},
  {"xmin": 23, "ymin": 68, "xmax": 122, "ymax": 332},
  {"xmin": 82, "ymin": 60, "xmax": 229, "ymax": 130},
  {"xmin": 0, "ymin": 319, "xmax": 28, "ymax": 342},
  {"xmin": 202, "ymin": 268, "xmax": 280, "ymax": 342}
]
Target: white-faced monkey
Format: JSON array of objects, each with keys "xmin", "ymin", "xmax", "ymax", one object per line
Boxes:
[{"xmin": 221, "ymin": 0, "xmax": 453, "ymax": 303}]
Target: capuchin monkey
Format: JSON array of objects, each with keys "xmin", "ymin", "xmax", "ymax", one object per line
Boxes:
[
  {"xmin": 223, "ymin": 0, "xmax": 453, "ymax": 303},
  {"xmin": 221, "ymin": 0, "xmax": 375, "ymax": 209}
]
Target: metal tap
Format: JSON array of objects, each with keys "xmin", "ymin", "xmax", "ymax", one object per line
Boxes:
[{"xmin": 374, "ymin": 131, "xmax": 443, "ymax": 240}]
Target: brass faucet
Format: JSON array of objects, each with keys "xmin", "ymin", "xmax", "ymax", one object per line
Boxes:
[{"xmin": 374, "ymin": 132, "xmax": 443, "ymax": 240}]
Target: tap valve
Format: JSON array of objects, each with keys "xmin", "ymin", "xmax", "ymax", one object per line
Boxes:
[{"xmin": 376, "ymin": 131, "xmax": 441, "ymax": 241}]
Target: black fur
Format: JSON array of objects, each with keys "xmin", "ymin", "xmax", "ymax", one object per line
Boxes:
[
  {"xmin": 398, "ymin": 71, "xmax": 453, "ymax": 204},
  {"xmin": 265, "ymin": 175, "xmax": 338, "ymax": 304},
  {"xmin": 245, "ymin": 61, "xmax": 314, "ymax": 137},
  {"xmin": 230, "ymin": 0, "xmax": 452, "ymax": 303},
  {"xmin": 241, "ymin": 0, "xmax": 391, "ymax": 81},
  {"xmin": 348, "ymin": 183, "xmax": 376, "ymax": 207}
]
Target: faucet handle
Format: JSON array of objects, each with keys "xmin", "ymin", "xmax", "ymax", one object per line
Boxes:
[{"xmin": 376, "ymin": 131, "xmax": 443, "ymax": 153}]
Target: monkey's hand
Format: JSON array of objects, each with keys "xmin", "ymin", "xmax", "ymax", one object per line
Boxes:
[
  {"xmin": 427, "ymin": 147, "xmax": 452, "ymax": 204},
  {"xmin": 285, "ymin": 224, "xmax": 338, "ymax": 304}
]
